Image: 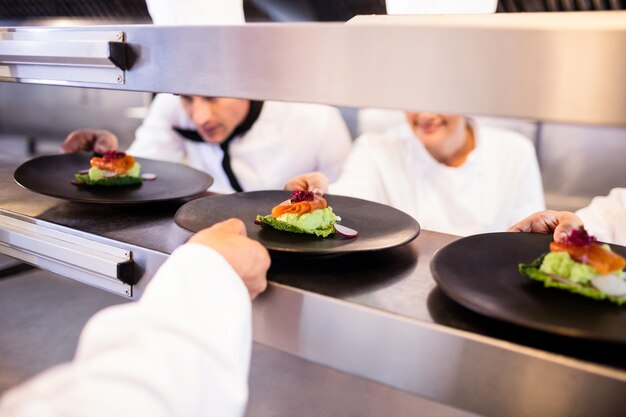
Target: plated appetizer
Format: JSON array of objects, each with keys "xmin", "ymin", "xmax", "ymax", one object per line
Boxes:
[
  {"xmin": 255, "ymin": 190, "xmax": 338, "ymax": 237},
  {"xmin": 519, "ymin": 227, "xmax": 626, "ymax": 305},
  {"xmin": 73, "ymin": 151, "xmax": 148, "ymax": 186}
]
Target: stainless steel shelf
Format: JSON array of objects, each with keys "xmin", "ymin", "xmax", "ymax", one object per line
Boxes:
[{"xmin": 1, "ymin": 11, "xmax": 626, "ymax": 125}]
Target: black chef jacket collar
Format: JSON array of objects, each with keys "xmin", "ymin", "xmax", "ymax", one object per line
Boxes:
[{"xmin": 172, "ymin": 100, "xmax": 264, "ymax": 144}]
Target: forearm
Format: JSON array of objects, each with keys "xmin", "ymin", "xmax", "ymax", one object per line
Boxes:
[{"xmin": 0, "ymin": 244, "xmax": 251, "ymax": 417}]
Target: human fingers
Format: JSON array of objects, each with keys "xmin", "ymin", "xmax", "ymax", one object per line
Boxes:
[
  {"xmin": 188, "ymin": 219, "xmax": 247, "ymax": 246},
  {"xmin": 284, "ymin": 173, "xmax": 329, "ymax": 194},
  {"xmin": 508, "ymin": 210, "xmax": 561, "ymax": 234},
  {"xmin": 552, "ymin": 212, "xmax": 584, "ymax": 242},
  {"xmin": 61, "ymin": 130, "xmax": 96, "ymax": 153},
  {"xmin": 284, "ymin": 176, "xmax": 310, "ymax": 191},
  {"xmin": 304, "ymin": 172, "xmax": 328, "ymax": 194},
  {"xmin": 93, "ymin": 130, "xmax": 120, "ymax": 152},
  {"xmin": 205, "ymin": 218, "xmax": 247, "ymax": 237},
  {"xmin": 237, "ymin": 239, "xmax": 269, "ymax": 300},
  {"xmin": 188, "ymin": 220, "xmax": 270, "ymax": 299},
  {"xmin": 508, "ymin": 210, "xmax": 583, "ymax": 242},
  {"xmin": 210, "ymin": 235, "xmax": 268, "ymax": 300}
]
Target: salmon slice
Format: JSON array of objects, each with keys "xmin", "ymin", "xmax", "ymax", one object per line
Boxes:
[
  {"xmin": 91, "ymin": 154, "xmax": 136, "ymax": 174},
  {"xmin": 272, "ymin": 195, "xmax": 327, "ymax": 218},
  {"xmin": 550, "ymin": 241, "xmax": 626, "ymax": 275}
]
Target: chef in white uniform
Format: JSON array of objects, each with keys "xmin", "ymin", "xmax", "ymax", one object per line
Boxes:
[
  {"xmin": 509, "ymin": 188, "xmax": 626, "ymax": 246},
  {"xmin": 62, "ymin": 0, "xmax": 352, "ymax": 194},
  {"xmin": 63, "ymin": 95, "xmax": 352, "ymax": 194},
  {"xmin": 0, "ymin": 218, "xmax": 269, "ymax": 417},
  {"xmin": 287, "ymin": 112, "xmax": 545, "ymax": 236}
]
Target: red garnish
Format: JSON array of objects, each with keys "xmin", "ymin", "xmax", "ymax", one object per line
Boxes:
[
  {"xmin": 101, "ymin": 150, "xmax": 126, "ymax": 161},
  {"xmin": 289, "ymin": 190, "xmax": 315, "ymax": 203},
  {"xmin": 550, "ymin": 227, "xmax": 625, "ymax": 274},
  {"xmin": 564, "ymin": 227, "xmax": 596, "ymax": 247}
]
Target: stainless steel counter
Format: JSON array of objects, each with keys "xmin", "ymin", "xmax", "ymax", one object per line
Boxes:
[{"xmin": 1, "ymin": 158, "xmax": 625, "ymax": 416}]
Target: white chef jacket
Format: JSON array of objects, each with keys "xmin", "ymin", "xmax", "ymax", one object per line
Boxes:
[
  {"xmin": 127, "ymin": 94, "xmax": 352, "ymax": 194},
  {"xmin": 576, "ymin": 188, "xmax": 626, "ymax": 246},
  {"xmin": 146, "ymin": 0, "xmax": 245, "ymax": 25},
  {"xmin": 386, "ymin": 0, "xmax": 497, "ymax": 14},
  {"xmin": 330, "ymin": 122, "xmax": 545, "ymax": 236},
  {"xmin": 0, "ymin": 244, "xmax": 251, "ymax": 417}
]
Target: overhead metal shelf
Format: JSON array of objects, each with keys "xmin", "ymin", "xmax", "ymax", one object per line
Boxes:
[{"xmin": 0, "ymin": 11, "xmax": 625, "ymax": 125}]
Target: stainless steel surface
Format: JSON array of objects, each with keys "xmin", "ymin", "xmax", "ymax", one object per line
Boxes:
[
  {"xmin": 253, "ymin": 253, "xmax": 626, "ymax": 417},
  {"xmin": 0, "ymin": 161, "xmax": 180, "ymax": 299},
  {"xmin": 0, "ymin": 30, "xmax": 125, "ymax": 84},
  {"xmin": 256, "ymin": 288, "xmax": 625, "ymax": 416},
  {"xmin": 0, "ymin": 267, "xmax": 474, "ymax": 416},
  {"xmin": 0, "ymin": 11, "xmax": 625, "ymax": 125},
  {"xmin": 0, "ymin": 267, "xmax": 128, "ymax": 392},
  {"xmin": 247, "ymin": 343, "xmax": 478, "ymax": 417},
  {"xmin": 1, "ymin": 157, "xmax": 625, "ymax": 416}
]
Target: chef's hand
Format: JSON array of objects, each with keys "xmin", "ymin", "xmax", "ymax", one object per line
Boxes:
[
  {"xmin": 284, "ymin": 172, "xmax": 329, "ymax": 196},
  {"xmin": 61, "ymin": 129, "xmax": 119, "ymax": 153},
  {"xmin": 508, "ymin": 210, "xmax": 584, "ymax": 242},
  {"xmin": 188, "ymin": 218, "xmax": 269, "ymax": 300}
]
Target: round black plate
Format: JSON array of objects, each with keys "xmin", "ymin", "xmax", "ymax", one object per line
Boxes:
[
  {"xmin": 14, "ymin": 154, "xmax": 213, "ymax": 204},
  {"xmin": 431, "ymin": 232, "xmax": 626, "ymax": 344},
  {"xmin": 174, "ymin": 190, "xmax": 420, "ymax": 255}
]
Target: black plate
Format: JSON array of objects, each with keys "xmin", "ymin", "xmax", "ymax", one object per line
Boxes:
[
  {"xmin": 174, "ymin": 190, "xmax": 420, "ymax": 255},
  {"xmin": 431, "ymin": 232, "xmax": 626, "ymax": 344},
  {"xmin": 14, "ymin": 154, "xmax": 213, "ymax": 204}
]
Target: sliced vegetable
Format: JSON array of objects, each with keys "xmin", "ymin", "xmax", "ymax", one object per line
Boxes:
[
  {"xmin": 591, "ymin": 275, "xmax": 626, "ymax": 297},
  {"xmin": 334, "ymin": 223, "xmax": 358, "ymax": 238}
]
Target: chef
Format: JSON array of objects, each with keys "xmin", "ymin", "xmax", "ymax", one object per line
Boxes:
[
  {"xmin": 286, "ymin": 112, "xmax": 545, "ymax": 236},
  {"xmin": 62, "ymin": 0, "xmax": 351, "ymax": 194},
  {"xmin": 509, "ymin": 188, "xmax": 626, "ymax": 245},
  {"xmin": 0, "ymin": 219, "xmax": 269, "ymax": 416},
  {"xmin": 63, "ymin": 94, "xmax": 352, "ymax": 194}
]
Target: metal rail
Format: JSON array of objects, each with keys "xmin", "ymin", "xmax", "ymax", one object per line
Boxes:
[{"xmin": 0, "ymin": 30, "xmax": 126, "ymax": 84}]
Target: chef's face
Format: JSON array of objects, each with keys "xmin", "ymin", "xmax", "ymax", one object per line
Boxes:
[
  {"xmin": 405, "ymin": 112, "xmax": 466, "ymax": 147},
  {"xmin": 180, "ymin": 96, "xmax": 250, "ymax": 144}
]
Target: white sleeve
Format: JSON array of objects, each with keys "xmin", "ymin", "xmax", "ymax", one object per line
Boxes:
[
  {"xmin": 0, "ymin": 244, "xmax": 251, "ymax": 417},
  {"xmin": 315, "ymin": 109, "xmax": 352, "ymax": 182},
  {"xmin": 126, "ymin": 94, "xmax": 187, "ymax": 163},
  {"xmin": 576, "ymin": 188, "xmax": 626, "ymax": 245},
  {"xmin": 328, "ymin": 136, "xmax": 386, "ymax": 203},
  {"xmin": 505, "ymin": 140, "xmax": 546, "ymax": 226}
]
